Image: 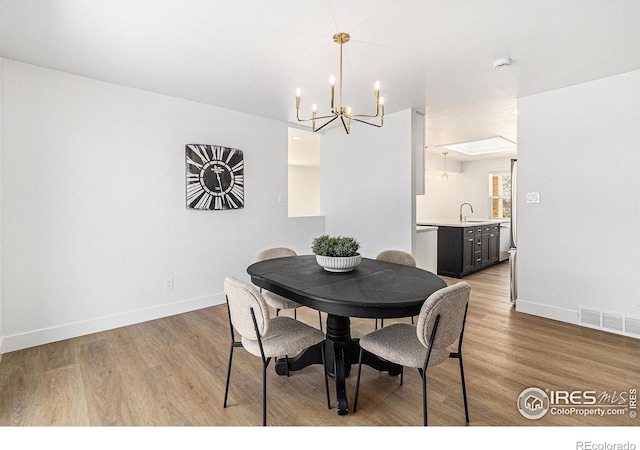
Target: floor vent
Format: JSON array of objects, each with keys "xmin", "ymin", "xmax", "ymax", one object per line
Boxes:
[{"xmin": 579, "ymin": 307, "xmax": 640, "ymax": 338}]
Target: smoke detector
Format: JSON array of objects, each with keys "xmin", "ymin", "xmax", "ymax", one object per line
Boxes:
[{"xmin": 493, "ymin": 58, "xmax": 512, "ymax": 69}]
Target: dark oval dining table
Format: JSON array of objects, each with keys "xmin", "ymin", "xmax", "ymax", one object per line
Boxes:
[{"xmin": 247, "ymin": 254, "xmax": 447, "ymax": 415}]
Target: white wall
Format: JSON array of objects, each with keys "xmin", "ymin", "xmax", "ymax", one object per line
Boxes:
[
  {"xmin": 517, "ymin": 70, "xmax": 640, "ymax": 328},
  {"xmin": 417, "ymin": 153, "xmax": 512, "ymax": 221},
  {"xmin": 288, "ymin": 165, "xmax": 320, "ymax": 217},
  {"xmin": 0, "ymin": 59, "xmax": 325, "ymax": 352},
  {"xmin": 0, "ymin": 57, "xmax": 3, "ymax": 352},
  {"xmin": 321, "ymin": 109, "xmax": 415, "ymax": 258}
]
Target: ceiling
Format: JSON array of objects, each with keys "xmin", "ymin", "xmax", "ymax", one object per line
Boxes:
[{"xmin": 1, "ymin": 0, "xmax": 639, "ymax": 161}]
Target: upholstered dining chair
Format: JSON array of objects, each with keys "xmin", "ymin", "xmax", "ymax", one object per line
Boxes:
[
  {"xmin": 255, "ymin": 247, "xmax": 323, "ymax": 330},
  {"xmin": 222, "ymin": 276, "xmax": 330, "ymax": 426},
  {"xmin": 374, "ymin": 250, "xmax": 417, "ymax": 329},
  {"xmin": 353, "ymin": 281, "xmax": 471, "ymax": 426}
]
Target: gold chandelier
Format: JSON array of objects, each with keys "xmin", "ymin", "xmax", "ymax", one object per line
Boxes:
[{"xmin": 295, "ymin": 32, "xmax": 384, "ymax": 134}]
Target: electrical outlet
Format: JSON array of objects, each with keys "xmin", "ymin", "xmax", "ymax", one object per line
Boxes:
[{"xmin": 164, "ymin": 277, "xmax": 174, "ymax": 290}]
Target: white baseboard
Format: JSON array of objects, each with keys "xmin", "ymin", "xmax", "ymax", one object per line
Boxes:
[
  {"xmin": 515, "ymin": 298, "xmax": 579, "ymax": 325},
  {"xmin": 0, "ymin": 293, "xmax": 226, "ymax": 354},
  {"xmin": 516, "ymin": 298, "xmax": 640, "ymax": 339}
]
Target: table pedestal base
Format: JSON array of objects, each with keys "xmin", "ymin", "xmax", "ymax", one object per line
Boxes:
[{"xmin": 274, "ymin": 314, "xmax": 402, "ymax": 415}]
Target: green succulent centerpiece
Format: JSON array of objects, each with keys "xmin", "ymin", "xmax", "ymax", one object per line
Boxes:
[{"xmin": 312, "ymin": 235, "xmax": 362, "ymax": 272}]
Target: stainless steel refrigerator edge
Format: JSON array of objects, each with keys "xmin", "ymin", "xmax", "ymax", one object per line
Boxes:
[{"xmin": 509, "ymin": 159, "xmax": 517, "ymax": 304}]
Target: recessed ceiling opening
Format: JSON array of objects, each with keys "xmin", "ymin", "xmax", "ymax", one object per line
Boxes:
[{"xmin": 437, "ymin": 136, "xmax": 517, "ymax": 156}]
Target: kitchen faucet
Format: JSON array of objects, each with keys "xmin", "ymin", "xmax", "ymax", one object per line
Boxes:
[{"xmin": 459, "ymin": 202, "xmax": 474, "ymax": 222}]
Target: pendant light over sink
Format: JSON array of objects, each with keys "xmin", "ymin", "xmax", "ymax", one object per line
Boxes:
[{"xmin": 441, "ymin": 151, "xmax": 449, "ymax": 181}]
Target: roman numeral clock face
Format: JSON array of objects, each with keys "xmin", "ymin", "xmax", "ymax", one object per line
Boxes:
[{"xmin": 186, "ymin": 144, "xmax": 244, "ymax": 210}]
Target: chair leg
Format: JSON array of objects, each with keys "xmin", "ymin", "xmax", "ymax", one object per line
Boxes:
[
  {"xmin": 318, "ymin": 311, "xmax": 323, "ymax": 332},
  {"xmin": 321, "ymin": 344, "xmax": 331, "ymax": 409},
  {"xmin": 459, "ymin": 355, "xmax": 470, "ymax": 423},
  {"xmin": 285, "ymin": 355, "xmax": 290, "ymax": 377},
  {"xmin": 223, "ymin": 296, "xmax": 242, "ymax": 409},
  {"xmin": 293, "ymin": 309, "xmax": 297, "ymax": 320},
  {"xmin": 411, "ymin": 316, "xmax": 414, "ymax": 325},
  {"xmin": 419, "ymin": 369, "xmax": 428, "ymax": 426},
  {"xmin": 400, "ymin": 366, "xmax": 404, "ymax": 386},
  {"xmin": 262, "ymin": 360, "xmax": 268, "ymax": 426},
  {"xmin": 223, "ymin": 343, "xmax": 235, "ymax": 408},
  {"xmin": 353, "ymin": 347, "xmax": 364, "ymax": 412}
]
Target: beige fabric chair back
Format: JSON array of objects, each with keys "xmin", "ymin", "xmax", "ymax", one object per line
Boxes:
[
  {"xmin": 224, "ymin": 276, "xmax": 270, "ymax": 340},
  {"xmin": 375, "ymin": 250, "xmax": 416, "ymax": 267},
  {"xmin": 256, "ymin": 247, "xmax": 297, "ymax": 262},
  {"xmin": 416, "ymin": 282, "xmax": 470, "ymax": 350}
]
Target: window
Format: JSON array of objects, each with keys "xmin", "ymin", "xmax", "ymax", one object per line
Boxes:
[{"xmin": 489, "ymin": 172, "xmax": 511, "ymax": 218}]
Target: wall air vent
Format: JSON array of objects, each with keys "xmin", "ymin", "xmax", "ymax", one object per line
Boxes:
[
  {"xmin": 602, "ymin": 313, "xmax": 624, "ymax": 332},
  {"xmin": 625, "ymin": 317, "xmax": 640, "ymax": 336},
  {"xmin": 579, "ymin": 306, "xmax": 640, "ymax": 339},
  {"xmin": 580, "ymin": 308, "xmax": 601, "ymax": 327}
]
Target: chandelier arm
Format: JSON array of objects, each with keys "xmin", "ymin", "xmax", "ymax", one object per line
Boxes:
[
  {"xmin": 339, "ymin": 115, "xmax": 351, "ymax": 134},
  {"xmin": 297, "ymin": 111, "xmax": 339, "ymax": 122},
  {"xmin": 313, "ymin": 115, "xmax": 340, "ymax": 132},
  {"xmin": 348, "ymin": 102, "xmax": 383, "ymax": 119},
  {"xmin": 350, "ymin": 116, "xmax": 384, "ymax": 128},
  {"xmin": 349, "ymin": 112, "xmax": 380, "ymax": 119}
]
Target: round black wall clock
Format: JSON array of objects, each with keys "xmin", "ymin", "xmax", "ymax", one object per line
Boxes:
[{"xmin": 186, "ymin": 144, "xmax": 244, "ymax": 210}]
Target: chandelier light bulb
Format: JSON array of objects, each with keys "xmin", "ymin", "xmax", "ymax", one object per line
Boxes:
[
  {"xmin": 330, "ymin": 75, "xmax": 335, "ymax": 86},
  {"xmin": 375, "ymin": 81, "xmax": 380, "ymax": 91}
]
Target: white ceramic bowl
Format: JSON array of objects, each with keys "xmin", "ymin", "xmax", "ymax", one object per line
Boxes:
[{"xmin": 315, "ymin": 254, "xmax": 362, "ymax": 272}]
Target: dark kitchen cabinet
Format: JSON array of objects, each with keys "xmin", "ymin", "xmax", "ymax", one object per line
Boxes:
[
  {"xmin": 436, "ymin": 223, "xmax": 501, "ymax": 278},
  {"xmin": 487, "ymin": 224, "xmax": 500, "ymax": 265},
  {"xmin": 481, "ymin": 224, "xmax": 501, "ymax": 267},
  {"xmin": 461, "ymin": 229, "xmax": 476, "ymax": 274}
]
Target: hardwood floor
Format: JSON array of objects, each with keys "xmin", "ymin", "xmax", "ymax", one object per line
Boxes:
[{"xmin": 1, "ymin": 261, "xmax": 638, "ymax": 427}]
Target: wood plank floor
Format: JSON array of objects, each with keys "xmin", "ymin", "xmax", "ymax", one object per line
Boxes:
[{"xmin": 1, "ymin": 261, "xmax": 639, "ymax": 427}]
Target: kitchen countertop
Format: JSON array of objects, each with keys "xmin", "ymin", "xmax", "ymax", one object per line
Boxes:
[
  {"xmin": 416, "ymin": 225, "xmax": 437, "ymax": 233},
  {"xmin": 417, "ymin": 218, "xmax": 510, "ymax": 228}
]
